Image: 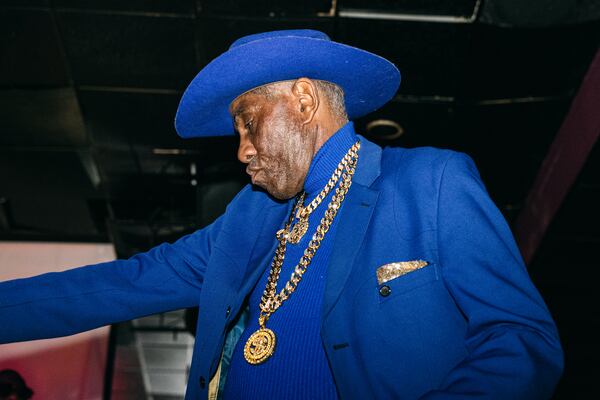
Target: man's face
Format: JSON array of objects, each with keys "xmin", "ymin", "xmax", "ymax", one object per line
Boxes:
[{"xmin": 230, "ymin": 85, "xmax": 315, "ymax": 200}]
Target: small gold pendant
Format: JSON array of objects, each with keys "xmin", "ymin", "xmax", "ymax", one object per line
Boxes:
[
  {"xmin": 244, "ymin": 328, "xmax": 276, "ymax": 365},
  {"xmin": 288, "ymin": 218, "xmax": 308, "ymax": 244}
]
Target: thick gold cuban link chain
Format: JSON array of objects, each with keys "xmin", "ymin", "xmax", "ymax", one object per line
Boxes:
[
  {"xmin": 286, "ymin": 144, "xmax": 358, "ymax": 244},
  {"xmin": 243, "ymin": 140, "xmax": 360, "ymax": 365}
]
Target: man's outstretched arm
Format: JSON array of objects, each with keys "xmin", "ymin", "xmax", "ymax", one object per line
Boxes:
[
  {"xmin": 0, "ymin": 214, "xmax": 224, "ymax": 344},
  {"xmin": 422, "ymin": 153, "xmax": 563, "ymax": 399}
]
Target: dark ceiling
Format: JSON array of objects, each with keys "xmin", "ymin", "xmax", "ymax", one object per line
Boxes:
[{"xmin": 0, "ymin": 1, "xmax": 599, "ymax": 397}]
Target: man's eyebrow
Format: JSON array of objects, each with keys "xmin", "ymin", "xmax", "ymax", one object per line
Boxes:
[{"xmin": 231, "ymin": 105, "xmax": 246, "ymax": 119}]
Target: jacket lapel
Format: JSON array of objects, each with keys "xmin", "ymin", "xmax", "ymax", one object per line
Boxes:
[{"xmin": 322, "ymin": 136, "xmax": 382, "ymax": 319}]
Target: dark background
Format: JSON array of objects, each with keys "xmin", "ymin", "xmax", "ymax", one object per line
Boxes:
[{"xmin": 1, "ymin": 1, "xmax": 599, "ymax": 398}]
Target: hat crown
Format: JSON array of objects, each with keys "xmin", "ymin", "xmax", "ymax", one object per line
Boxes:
[
  {"xmin": 229, "ymin": 29, "xmax": 331, "ymax": 49},
  {"xmin": 176, "ymin": 28, "xmax": 400, "ymax": 138}
]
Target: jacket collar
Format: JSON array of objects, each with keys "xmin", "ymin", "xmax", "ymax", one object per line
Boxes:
[{"xmin": 354, "ymin": 134, "xmax": 382, "ymax": 188}]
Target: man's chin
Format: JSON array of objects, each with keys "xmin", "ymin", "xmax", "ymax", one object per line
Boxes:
[
  {"xmin": 252, "ymin": 181, "xmax": 297, "ymax": 200},
  {"xmin": 269, "ymin": 191, "xmax": 296, "ymax": 201}
]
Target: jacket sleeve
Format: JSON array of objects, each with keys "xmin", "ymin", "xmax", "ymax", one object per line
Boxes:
[
  {"xmin": 0, "ymin": 213, "xmax": 224, "ymax": 344},
  {"xmin": 421, "ymin": 153, "xmax": 563, "ymax": 399}
]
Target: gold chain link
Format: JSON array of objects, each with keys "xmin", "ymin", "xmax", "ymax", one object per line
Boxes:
[
  {"xmin": 258, "ymin": 141, "xmax": 360, "ymax": 326},
  {"xmin": 296, "ymin": 147, "xmax": 358, "ymax": 219}
]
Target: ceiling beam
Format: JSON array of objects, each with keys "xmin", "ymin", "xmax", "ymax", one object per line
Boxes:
[{"xmin": 514, "ymin": 48, "xmax": 600, "ymax": 265}]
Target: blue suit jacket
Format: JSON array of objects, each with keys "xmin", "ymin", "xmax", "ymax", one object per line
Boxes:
[{"xmin": 0, "ymin": 137, "xmax": 563, "ymax": 399}]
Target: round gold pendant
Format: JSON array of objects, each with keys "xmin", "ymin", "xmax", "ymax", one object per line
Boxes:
[
  {"xmin": 288, "ymin": 219, "xmax": 308, "ymax": 244},
  {"xmin": 244, "ymin": 328, "xmax": 276, "ymax": 365}
]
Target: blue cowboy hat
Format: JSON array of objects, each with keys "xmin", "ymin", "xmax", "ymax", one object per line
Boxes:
[{"xmin": 175, "ymin": 29, "xmax": 400, "ymax": 138}]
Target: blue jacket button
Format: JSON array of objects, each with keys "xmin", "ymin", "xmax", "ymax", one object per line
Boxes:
[{"xmin": 379, "ymin": 285, "xmax": 391, "ymax": 297}]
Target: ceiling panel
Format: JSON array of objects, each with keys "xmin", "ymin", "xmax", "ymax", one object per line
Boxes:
[
  {"xmin": 78, "ymin": 89, "xmax": 241, "ymax": 165},
  {"xmin": 0, "ymin": 1, "xmax": 49, "ymax": 7},
  {"xmin": 54, "ymin": 0, "xmax": 195, "ymax": 14},
  {"xmin": 338, "ymin": 19, "xmax": 599, "ymax": 99},
  {"xmin": 339, "ymin": 0, "xmax": 477, "ymax": 16},
  {"xmin": 92, "ymin": 147, "xmax": 139, "ymax": 179},
  {"xmin": 464, "ymin": 23, "xmax": 600, "ymax": 98},
  {"xmin": 0, "ymin": 150, "xmax": 97, "ymax": 196},
  {"xmin": 57, "ymin": 11, "xmax": 197, "ymax": 89},
  {"xmin": 0, "ymin": 8, "xmax": 69, "ymax": 87},
  {"xmin": 336, "ymin": 20, "xmax": 468, "ymax": 96},
  {"xmin": 78, "ymin": 89, "xmax": 184, "ymax": 148},
  {"xmin": 135, "ymin": 151, "xmax": 191, "ymax": 176},
  {"xmin": 92, "ymin": 144, "xmax": 243, "ymax": 196},
  {"xmin": 199, "ymin": 0, "xmax": 331, "ymax": 17},
  {"xmin": 197, "ymin": 16, "xmax": 334, "ymax": 66},
  {"xmin": 0, "ymin": 88, "xmax": 87, "ymax": 146},
  {"xmin": 0, "ymin": 149, "xmax": 100, "ymax": 235},
  {"xmin": 480, "ymin": 0, "xmax": 600, "ymax": 27}
]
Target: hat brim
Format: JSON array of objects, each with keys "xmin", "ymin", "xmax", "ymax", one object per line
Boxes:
[{"xmin": 175, "ymin": 36, "xmax": 400, "ymax": 138}]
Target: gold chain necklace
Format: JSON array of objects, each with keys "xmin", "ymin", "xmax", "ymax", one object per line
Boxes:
[
  {"xmin": 243, "ymin": 141, "xmax": 360, "ymax": 365},
  {"xmin": 286, "ymin": 146, "xmax": 358, "ymax": 244}
]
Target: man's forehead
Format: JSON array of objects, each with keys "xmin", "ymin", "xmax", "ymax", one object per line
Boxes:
[
  {"xmin": 229, "ymin": 80, "xmax": 296, "ymax": 115},
  {"xmin": 229, "ymin": 93, "xmax": 260, "ymax": 118}
]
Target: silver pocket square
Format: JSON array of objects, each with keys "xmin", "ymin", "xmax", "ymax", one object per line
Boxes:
[{"xmin": 376, "ymin": 260, "xmax": 429, "ymax": 285}]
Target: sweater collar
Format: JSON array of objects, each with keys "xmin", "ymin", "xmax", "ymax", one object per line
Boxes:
[{"xmin": 303, "ymin": 121, "xmax": 358, "ymax": 197}]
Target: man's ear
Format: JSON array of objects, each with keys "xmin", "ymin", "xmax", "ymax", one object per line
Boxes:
[{"xmin": 291, "ymin": 78, "xmax": 319, "ymax": 125}]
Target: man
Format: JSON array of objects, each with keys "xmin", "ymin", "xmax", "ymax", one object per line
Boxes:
[{"xmin": 0, "ymin": 30, "xmax": 562, "ymax": 399}]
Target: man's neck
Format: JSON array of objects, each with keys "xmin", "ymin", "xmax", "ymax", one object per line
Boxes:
[
  {"xmin": 311, "ymin": 118, "xmax": 349, "ymax": 157},
  {"xmin": 303, "ymin": 121, "xmax": 357, "ymax": 197}
]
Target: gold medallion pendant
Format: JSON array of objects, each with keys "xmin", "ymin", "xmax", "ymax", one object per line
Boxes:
[
  {"xmin": 244, "ymin": 328, "xmax": 276, "ymax": 365},
  {"xmin": 288, "ymin": 218, "xmax": 308, "ymax": 244}
]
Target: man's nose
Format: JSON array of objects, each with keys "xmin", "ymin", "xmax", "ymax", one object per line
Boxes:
[{"xmin": 237, "ymin": 136, "xmax": 257, "ymax": 164}]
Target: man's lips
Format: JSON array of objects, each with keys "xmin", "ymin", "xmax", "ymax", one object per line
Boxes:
[{"xmin": 246, "ymin": 167, "xmax": 262, "ymax": 184}]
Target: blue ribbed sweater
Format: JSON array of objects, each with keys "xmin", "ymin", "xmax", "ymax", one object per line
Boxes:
[{"xmin": 222, "ymin": 122, "xmax": 358, "ymax": 399}]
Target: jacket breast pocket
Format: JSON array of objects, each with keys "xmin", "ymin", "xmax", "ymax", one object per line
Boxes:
[{"xmin": 376, "ymin": 261, "xmax": 438, "ymax": 303}]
